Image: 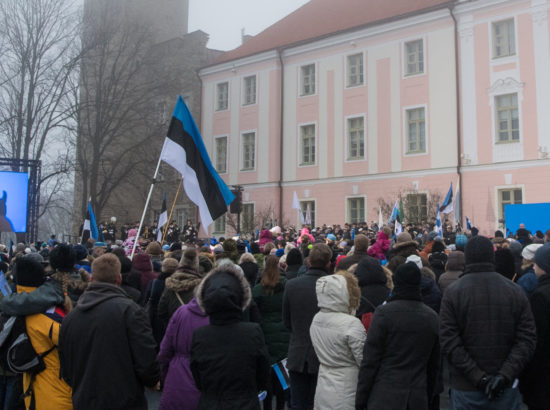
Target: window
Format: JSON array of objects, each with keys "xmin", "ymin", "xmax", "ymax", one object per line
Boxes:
[
  {"xmin": 347, "ymin": 53, "xmax": 364, "ymax": 87},
  {"xmin": 241, "ymin": 203, "xmax": 255, "ymax": 234},
  {"xmin": 498, "ymin": 188, "xmax": 522, "ymax": 222},
  {"xmin": 176, "ymin": 204, "xmax": 195, "ymax": 228},
  {"xmin": 405, "ymin": 39, "xmax": 424, "ymax": 76},
  {"xmin": 300, "ymin": 124, "xmax": 316, "ymax": 165},
  {"xmin": 406, "ymin": 193, "xmax": 428, "ymax": 224},
  {"xmin": 215, "ymin": 137, "xmax": 227, "ymax": 173},
  {"xmin": 347, "ymin": 117, "xmax": 365, "ymax": 160},
  {"xmin": 213, "ymin": 214, "xmax": 226, "ymax": 234},
  {"xmin": 216, "ymin": 82, "xmax": 228, "ymax": 111},
  {"xmin": 495, "ymin": 93, "xmax": 519, "ymax": 143},
  {"xmin": 406, "ymin": 107, "xmax": 426, "ymax": 154},
  {"xmin": 243, "ymin": 75, "xmax": 256, "ymax": 105},
  {"xmin": 300, "ymin": 64, "xmax": 316, "ymax": 96},
  {"xmin": 493, "ymin": 19, "xmax": 515, "ymax": 58},
  {"xmin": 241, "ymin": 132, "xmax": 255, "ymax": 170},
  {"xmin": 300, "ymin": 201, "xmax": 315, "ymax": 227},
  {"xmin": 347, "ymin": 197, "xmax": 365, "ymax": 224}
]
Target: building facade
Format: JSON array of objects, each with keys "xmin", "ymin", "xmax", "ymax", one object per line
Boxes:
[{"xmin": 199, "ymin": 0, "xmax": 550, "ymax": 237}]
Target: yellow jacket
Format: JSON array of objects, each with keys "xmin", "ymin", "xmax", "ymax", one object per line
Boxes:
[{"xmin": 18, "ymin": 285, "xmax": 72, "ymax": 410}]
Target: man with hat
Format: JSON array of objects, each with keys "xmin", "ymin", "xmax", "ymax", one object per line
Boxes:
[
  {"xmin": 519, "ymin": 244, "xmax": 550, "ymax": 409},
  {"xmin": 440, "ymin": 236, "xmax": 536, "ymax": 409}
]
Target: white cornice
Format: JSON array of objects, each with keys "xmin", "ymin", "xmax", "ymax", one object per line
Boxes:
[
  {"xmin": 460, "ymin": 158, "xmax": 550, "ymax": 172},
  {"xmin": 455, "ymin": 0, "xmax": 534, "ymax": 15},
  {"xmin": 199, "ymin": 50, "xmax": 279, "ymax": 77}
]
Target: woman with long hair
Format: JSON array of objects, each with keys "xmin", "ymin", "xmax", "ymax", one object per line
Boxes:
[{"xmin": 252, "ymin": 255, "xmax": 290, "ymax": 410}]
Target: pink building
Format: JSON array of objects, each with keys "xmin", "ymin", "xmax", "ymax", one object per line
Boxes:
[{"xmin": 199, "ymin": 0, "xmax": 550, "ymax": 237}]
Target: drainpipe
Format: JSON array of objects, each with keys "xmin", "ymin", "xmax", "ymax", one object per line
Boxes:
[
  {"xmin": 450, "ymin": 5, "xmax": 463, "ymax": 226},
  {"xmin": 278, "ymin": 49, "xmax": 285, "ymax": 226}
]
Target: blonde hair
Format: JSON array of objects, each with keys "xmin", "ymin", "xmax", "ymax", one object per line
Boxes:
[
  {"xmin": 260, "ymin": 255, "xmax": 280, "ymax": 295},
  {"xmin": 335, "ymin": 270, "xmax": 361, "ymax": 313},
  {"xmin": 382, "ymin": 266, "xmax": 394, "ymax": 290}
]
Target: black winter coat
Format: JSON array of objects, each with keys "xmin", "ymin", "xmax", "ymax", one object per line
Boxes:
[
  {"xmin": 59, "ymin": 283, "xmax": 159, "ymax": 410},
  {"xmin": 282, "ymin": 267, "xmax": 329, "ymax": 373},
  {"xmin": 356, "ymin": 299, "xmax": 440, "ymax": 410},
  {"xmin": 440, "ymin": 265, "xmax": 536, "ymax": 391},
  {"xmin": 520, "ymin": 273, "xmax": 550, "ymax": 407}
]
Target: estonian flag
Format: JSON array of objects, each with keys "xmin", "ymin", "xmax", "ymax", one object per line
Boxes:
[
  {"xmin": 434, "ymin": 202, "xmax": 443, "ymax": 237},
  {"xmin": 466, "ymin": 216, "xmax": 472, "ymax": 230},
  {"xmin": 81, "ymin": 200, "xmax": 100, "ymax": 243},
  {"xmin": 157, "ymin": 194, "xmax": 168, "ymax": 242},
  {"xmin": 160, "ymin": 96, "xmax": 234, "ymax": 229},
  {"xmin": 440, "ymin": 182, "xmax": 453, "ymax": 214}
]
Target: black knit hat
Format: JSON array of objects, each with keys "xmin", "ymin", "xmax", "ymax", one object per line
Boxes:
[
  {"xmin": 286, "ymin": 248, "xmax": 303, "ymax": 266},
  {"xmin": 465, "ymin": 236, "xmax": 495, "ymax": 265},
  {"xmin": 15, "ymin": 256, "xmax": 46, "ymax": 287},
  {"xmin": 394, "ymin": 262, "xmax": 421, "ymax": 288},
  {"xmin": 535, "ymin": 244, "xmax": 550, "ymax": 274},
  {"xmin": 49, "ymin": 243, "xmax": 76, "ymax": 272}
]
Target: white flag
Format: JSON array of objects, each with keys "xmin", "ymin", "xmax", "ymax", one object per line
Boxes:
[
  {"xmin": 378, "ymin": 206, "xmax": 383, "ymax": 228},
  {"xmin": 395, "ymin": 219, "xmax": 403, "ymax": 235},
  {"xmin": 292, "ymin": 191, "xmax": 300, "ymax": 210}
]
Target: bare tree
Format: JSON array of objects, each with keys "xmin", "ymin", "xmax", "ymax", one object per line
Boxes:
[{"xmin": 0, "ymin": 0, "xmax": 80, "ymax": 234}]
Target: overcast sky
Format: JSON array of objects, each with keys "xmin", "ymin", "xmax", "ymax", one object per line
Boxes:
[{"xmin": 188, "ymin": 0, "xmax": 310, "ymax": 51}]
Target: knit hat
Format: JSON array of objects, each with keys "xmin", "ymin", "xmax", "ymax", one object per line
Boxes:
[
  {"xmin": 495, "ymin": 248, "xmax": 516, "ymax": 280},
  {"xmin": 24, "ymin": 252, "xmax": 44, "ymax": 265},
  {"xmin": 213, "ymin": 244, "xmax": 224, "ymax": 254},
  {"xmin": 93, "ymin": 242, "xmax": 106, "ymax": 248},
  {"xmin": 50, "ymin": 243, "xmax": 76, "ymax": 272},
  {"xmin": 522, "ymin": 244, "xmax": 543, "ymax": 261},
  {"xmin": 161, "ymin": 258, "xmax": 179, "ymax": 275},
  {"xmin": 181, "ymin": 249, "xmax": 199, "ymax": 269},
  {"xmin": 327, "ymin": 234, "xmax": 336, "ymax": 241},
  {"xmin": 275, "ymin": 248, "xmax": 284, "ymax": 257},
  {"xmin": 15, "ymin": 256, "xmax": 46, "ymax": 287},
  {"xmin": 199, "ymin": 255, "xmax": 214, "ymax": 275},
  {"xmin": 354, "ymin": 234, "xmax": 370, "ymax": 253},
  {"xmin": 73, "ymin": 244, "xmax": 88, "ymax": 261},
  {"xmin": 146, "ymin": 241, "xmax": 163, "ymax": 256},
  {"xmin": 464, "ymin": 236, "xmax": 495, "ymax": 265},
  {"xmin": 534, "ymin": 245, "xmax": 550, "ymax": 274},
  {"xmin": 455, "ymin": 234, "xmax": 468, "ymax": 251},
  {"xmin": 394, "ymin": 262, "xmax": 422, "ymax": 288}
]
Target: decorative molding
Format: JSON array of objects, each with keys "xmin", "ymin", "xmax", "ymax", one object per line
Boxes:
[
  {"xmin": 199, "ymin": 50, "xmax": 279, "ymax": 77},
  {"xmin": 531, "ymin": 6, "xmax": 549, "ymax": 26},
  {"xmin": 488, "ymin": 77, "xmax": 524, "ymax": 95}
]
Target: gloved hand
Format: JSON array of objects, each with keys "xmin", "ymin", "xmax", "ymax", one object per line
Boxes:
[
  {"xmin": 484, "ymin": 374, "xmax": 509, "ymax": 400},
  {"xmin": 476, "ymin": 374, "xmax": 489, "ymax": 390}
]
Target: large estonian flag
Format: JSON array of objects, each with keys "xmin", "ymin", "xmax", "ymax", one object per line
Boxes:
[
  {"xmin": 157, "ymin": 194, "xmax": 168, "ymax": 242},
  {"xmin": 160, "ymin": 96, "xmax": 234, "ymax": 229},
  {"xmin": 439, "ymin": 182, "xmax": 453, "ymax": 214},
  {"xmin": 81, "ymin": 200, "xmax": 100, "ymax": 243}
]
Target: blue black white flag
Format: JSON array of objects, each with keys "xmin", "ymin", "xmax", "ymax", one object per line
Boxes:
[
  {"xmin": 81, "ymin": 199, "xmax": 100, "ymax": 243},
  {"xmin": 434, "ymin": 203, "xmax": 443, "ymax": 237},
  {"xmin": 157, "ymin": 193, "xmax": 168, "ymax": 242},
  {"xmin": 453, "ymin": 183, "xmax": 460, "ymax": 225},
  {"xmin": 440, "ymin": 183, "xmax": 453, "ymax": 214},
  {"xmin": 160, "ymin": 96, "xmax": 234, "ymax": 229},
  {"xmin": 466, "ymin": 216, "xmax": 472, "ymax": 230}
]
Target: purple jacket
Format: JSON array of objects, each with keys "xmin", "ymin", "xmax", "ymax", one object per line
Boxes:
[{"xmin": 158, "ymin": 297, "xmax": 209, "ymax": 410}]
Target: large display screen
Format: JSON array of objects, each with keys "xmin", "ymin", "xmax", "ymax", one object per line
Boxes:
[{"xmin": 0, "ymin": 171, "xmax": 29, "ymax": 233}]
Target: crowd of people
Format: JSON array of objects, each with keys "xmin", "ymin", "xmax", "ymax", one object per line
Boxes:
[{"xmin": 0, "ymin": 220, "xmax": 548, "ymax": 410}]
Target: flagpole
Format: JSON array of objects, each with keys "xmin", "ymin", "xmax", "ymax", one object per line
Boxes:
[
  {"xmin": 161, "ymin": 177, "xmax": 183, "ymax": 245},
  {"xmin": 131, "ymin": 157, "xmax": 163, "ymax": 259}
]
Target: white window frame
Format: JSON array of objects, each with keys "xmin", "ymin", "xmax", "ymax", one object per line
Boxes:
[
  {"xmin": 298, "ymin": 122, "xmax": 317, "ymax": 167},
  {"xmin": 213, "ymin": 214, "xmax": 226, "ymax": 235},
  {"xmin": 403, "ymin": 38, "xmax": 425, "ymax": 77},
  {"xmin": 345, "ymin": 195, "xmax": 366, "ymax": 224},
  {"xmin": 242, "ymin": 75, "xmax": 257, "ymax": 106},
  {"xmin": 299, "ymin": 63, "xmax": 316, "ymax": 97},
  {"xmin": 240, "ymin": 130, "xmax": 256, "ymax": 172},
  {"xmin": 494, "ymin": 93, "xmax": 520, "ymax": 144},
  {"xmin": 491, "ymin": 18, "xmax": 517, "ymax": 60},
  {"xmin": 403, "ymin": 104, "xmax": 428, "ymax": 156},
  {"xmin": 299, "ymin": 199, "xmax": 316, "ymax": 227},
  {"xmin": 216, "ymin": 81, "xmax": 229, "ymax": 111},
  {"xmin": 213, "ymin": 135, "xmax": 228, "ymax": 174},
  {"xmin": 404, "ymin": 191, "xmax": 429, "ymax": 224},
  {"xmin": 345, "ymin": 52, "xmax": 365, "ymax": 88},
  {"xmin": 241, "ymin": 202, "xmax": 256, "ymax": 234},
  {"xmin": 345, "ymin": 114, "xmax": 366, "ymax": 161},
  {"xmin": 495, "ymin": 185, "xmax": 524, "ymax": 230}
]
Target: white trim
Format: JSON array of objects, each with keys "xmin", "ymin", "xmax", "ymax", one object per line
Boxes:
[
  {"xmin": 460, "ymin": 158, "xmax": 550, "ymax": 172},
  {"xmin": 239, "ymin": 129, "xmax": 257, "ymax": 172},
  {"xmin": 241, "ymin": 74, "xmax": 258, "ymax": 107},
  {"xmin": 213, "ymin": 135, "xmax": 228, "ymax": 175},
  {"xmin": 344, "ymin": 113, "xmax": 367, "ymax": 162},
  {"xmin": 299, "ymin": 198, "xmax": 316, "ymax": 226},
  {"xmin": 344, "ymin": 51, "xmax": 366, "ymax": 89},
  {"xmin": 298, "ymin": 62, "xmax": 318, "ymax": 98},
  {"xmin": 240, "ymin": 201, "xmax": 256, "ymax": 232},
  {"xmin": 455, "ymin": 0, "xmax": 529, "ymax": 15},
  {"xmin": 345, "ymin": 195, "xmax": 367, "ymax": 224},
  {"xmin": 403, "ymin": 104, "xmax": 429, "ymax": 157},
  {"xmin": 489, "ymin": 16, "xmax": 519, "ymax": 64},
  {"xmin": 402, "ymin": 36, "xmax": 427, "ymax": 79},
  {"xmin": 214, "ymin": 80, "xmax": 230, "ymax": 112},
  {"xmin": 402, "ymin": 190, "xmax": 430, "ymax": 223},
  {"xmin": 200, "ymin": 50, "xmax": 279, "ymax": 77},
  {"xmin": 297, "ymin": 121, "xmax": 318, "ymax": 167}
]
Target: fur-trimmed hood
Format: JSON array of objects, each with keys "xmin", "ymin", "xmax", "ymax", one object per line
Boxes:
[
  {"xmin": 165, "ymin": 268, "xmax": 202, "ymax": 292},
  {"xmin": 195, "ymin": 264, "xmax": 251, "ymax": 324}
]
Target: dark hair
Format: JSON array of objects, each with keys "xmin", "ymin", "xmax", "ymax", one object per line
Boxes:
[
  {"xmin": 286, "ymin": 248, "xmax": 303, "ymax": 266},
  {"xmin": 250, "ymin": 242, "xmax": 260, "ymax": 254},
  {"xmin": 308, "ymin": 244, "xmax": 332, "ymax": 269},
  {"xmin": 49, "ymin": 243, "xmax": 76, "ymax": 272},
  {"xmin": 431, "ymin": 240, "xmax": 446, "ymax": 253},
  {"xmin": 119, "ymin": 256, "xmax": 132, "ymax": 274},
  {"xmin": 260, "ymin": 255, "xmax": 280, "ymax": 295}
]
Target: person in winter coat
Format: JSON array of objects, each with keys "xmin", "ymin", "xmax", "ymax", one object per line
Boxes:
[
  {"xmin": 252, "ymin": 255, "xmax": 290, "ymax": 410},
  {"xmin": 158, "ymin": 249, "xmax": 203, "ymax": 331},
  {"xmin": 367, "ymin": 226, "xmax": 391, "ymax": 261},
  {"xmin": 438, "ymin": 251, "xmax": 465, "ymax": 295},
  {"xmin": 283, "ymin": 244, "xmax": 332, "ymax": 410},
  {"xmin": 11, "ymin": 256, "xmax": 72, "ymax": 410},
  {"xmin": 59, "ymin": 253, "xmax": 159, "ymax": 410},
  {"xmin": 428, "ymin": 240, "xmax": 447, "ymax": 280},
  {"xmin": 352, "ymin": 256, "xmax": 390, "ymax": 316},
  {"xmin": 520, "ymin": 245, "xmax": 550, "ymax": 409},
  {"xmin": 336, "ymin": 234, "xmax": 370, "ymax": 271},
  {"xmin": 517, "ymin": 244, "xmax": 543, "ymax": 297},
  {"xmin": 420, "ymin": 266, "xmax": 441, "ymax": 313},
  {"xmin": 240, "ymin": 253, "xmax": 259, "ymax": 288},
  {"xmin": 118, "ymin": 256, "xmax": 141, "ymax": 303},
  {"xmin": 132, "ymin": 253, "xmax": 157, "ymax": 300},
  {"xmin": 440, "ymin": 236, "xmax": 536, "ymax": 410},
  {"xmin": 190, "ymin": 264, "xmax": 270, "ymax": 410},
  {"xmin": 310, "ymin": 271, "xmax": 366, "ymax": 410},
  {"xmin": 355, "ymin": 262, "xmax": 440, "ymax": 410},
  {"xmin": 259, "ymin": 229, "xmax": 274, "ymax": 252},
  {"xmin": 158, "ymin": 296, "xmax": 209, "ymax": 410},
  {"xmin": 285, "ymin": 248, "xmax": 303, "ymax": 280},
  {"xmin": 387, "ymin": 232, "xmax": 419, "ymax": 273},
  {"xmin": 146, "ymin": 258, "xmax": 178, "ymax": 344}
]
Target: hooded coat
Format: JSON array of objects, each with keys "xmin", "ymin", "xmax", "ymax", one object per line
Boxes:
[
  {"xmin": 438, "ymin": 251, "xmax": 464, "ymax": 295},
  {"xmin": 132, "ymin": 253, "xmax": 157, "ymax": 297},
  {"xmin": 190, "ymin": 266, "xmax": 269, "ymax": 410},
  {"xmin": 258, "ymin": 229, "xmax": 274, "ymax": 252},
  {"xmin": 354, "ymin": 257, "xmax": 390, "ymax": 315},
  {"xmin": 158, "ymin": 268, "xmax": 202, "ymax": 330},
  {"xmin": 310, "ymin": 275, "xmax": 366, "ymax": 410},
  {"xmin": 158, "ymin": 297, "xmax": 209, "ymax": 410},
  {"xmin": 59, "ymin": 282, "xmax": 159, "ymax": 410},
  {"xmin": 387, "ymin": 241, "xmax": 419, "ymax": 273}
]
